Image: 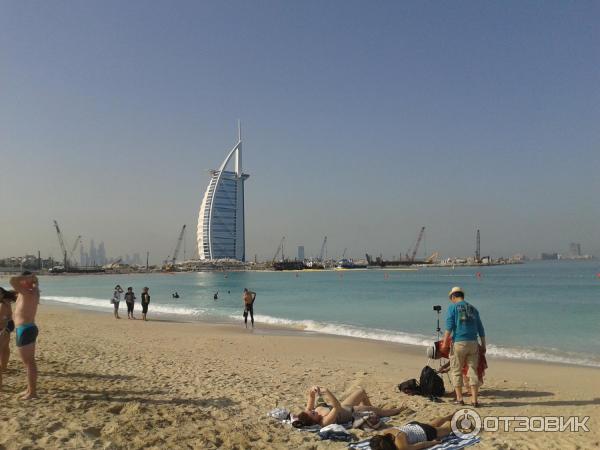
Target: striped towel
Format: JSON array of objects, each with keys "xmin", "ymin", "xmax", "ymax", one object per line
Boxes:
[{"xmin": 348, "ymin": 433, "xmax": 480, "ymax": 449}]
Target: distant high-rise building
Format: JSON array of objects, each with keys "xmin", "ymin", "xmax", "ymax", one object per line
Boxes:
[
  {"xmin": 197, "ymin": 124, "xmax": 249, "ymax": 261},
  {"xmin": 297, "ymin": 246, "xmax": 305, "ymax": 260},
  {"xmin": 80, "ymin": 245, "xmax": 85, "ymax": 267},
  {"xmin": 541, "ymin": 252, "xmax": 559, "ymax": 260},
  {"xmin": 97, "ymin": 242, "xmax": 107, "ymax": 265},
  {"xmin": 89, "ymin": 239, "xmax": 97, "ymax": 265},
  {"xmin": 569, "ymin": 242, "xmax": 582, "ymax": 257}
]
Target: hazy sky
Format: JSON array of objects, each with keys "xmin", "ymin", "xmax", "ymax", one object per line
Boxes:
[{"xmin": 1, "ymin": 1, "xmax": 598, "ymax": 263}]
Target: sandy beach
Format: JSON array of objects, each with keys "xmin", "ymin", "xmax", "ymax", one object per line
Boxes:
[{"xmin": 1, "ymin": 304, "xmax": 598, "ymax": 450}]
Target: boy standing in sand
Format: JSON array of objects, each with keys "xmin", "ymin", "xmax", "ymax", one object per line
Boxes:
[
  {"xmin": 10, "ymin": 272, "xmax": 40, "ymax": 400},
  {"xmin": 242, "ymin": 288, "xmax": 256, "ymax": 328}
]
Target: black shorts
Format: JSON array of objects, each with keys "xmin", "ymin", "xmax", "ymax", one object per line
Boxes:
[
  {"xmin": 244, "ymin": 304, "xmax": 253, "ymax": 314},
  {"xmin": 408, "ymin": 422, "xmax": 437, "ymax": 441},
  {"xmin": 142, "ymin": 303, "xmax": 149, "ymax": 314}
]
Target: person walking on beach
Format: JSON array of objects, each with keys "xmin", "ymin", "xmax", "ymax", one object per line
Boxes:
[
  {"xmin": 124, "ymin": 287, "xmax": 136, "ymax": 319},
  {"xmin": 242, "ymin": 288, "xmax": 256, "ymax": 328},
  {"xmin": 0, "ymin": 287, "xmax": 16, "ymax": 391},
  {"xmin": 141, "ymin": 287, "xmax": 150, "ymax": 321},
  {"xmin": 112, "ymin": 285, "xmax": 124, "ymax": 319},
  {"xmin": 10, "ymin": 272, "xmax": 40, "ymax": 400},
  {"xmin": 440, "ymin": 286, "xmax": 486, "ymax": 407}
]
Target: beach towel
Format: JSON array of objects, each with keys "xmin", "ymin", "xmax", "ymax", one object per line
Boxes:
[
  {"xmin": 269, "ymin": 408, "xmax": 390, "ymax": 432},
  {"xmin": 319, "ymin": 424, "xmax": 354, "ymax": 442},
  {"xmin": 347, "ymin": 433, "xmax": 480, "ymax": 450},
  {"xmin": 280, "ymin": 418, "xmax": 353, "ymax": 432}
]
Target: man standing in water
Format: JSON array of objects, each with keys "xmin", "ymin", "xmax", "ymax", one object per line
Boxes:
[
  {"xmin": 124, "ymin": 287, "xmax": 136, "ymax": 319},
  {"xmin": 441, "ymin": 286, "xmax": 486, "ymax": 407},
  {"xmin": 10, "ymin": 272, "xmax": 40, "ymax": 400},
  {"xmin": 141, "ymin": 287, "xmax": 150, "ymax": 321},
  {"xmin": 242, "ymin": 288, "xmax": 256, "ymax": 328}
]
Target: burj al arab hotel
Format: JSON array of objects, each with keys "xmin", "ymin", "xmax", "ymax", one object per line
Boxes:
[{"xmin": 197, "ymin": 124, "xmax": 249, "ymax": 261}]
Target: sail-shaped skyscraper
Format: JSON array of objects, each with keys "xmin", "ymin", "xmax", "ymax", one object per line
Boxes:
[{"xmin": 197, "ymin": 124, "xmax": 249, "ymax": 261}]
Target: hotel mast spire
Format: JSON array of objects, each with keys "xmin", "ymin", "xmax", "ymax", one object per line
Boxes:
[{"xmin": 235, "ymin": 120, "xmax": 242, "ymax": 176}]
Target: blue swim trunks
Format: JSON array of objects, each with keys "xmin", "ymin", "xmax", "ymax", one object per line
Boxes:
[{"xmin": 16, "ymin": 323, "xmax": 38, "ymax": 347}]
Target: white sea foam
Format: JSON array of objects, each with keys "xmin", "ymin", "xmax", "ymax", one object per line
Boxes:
[
  {"xmin": 42, "ymin": 296, "xmax": 207, "ymax": 318},
  {"xmin": 231, "ymin": 313, "xmax": 600, "ymax": 368}
]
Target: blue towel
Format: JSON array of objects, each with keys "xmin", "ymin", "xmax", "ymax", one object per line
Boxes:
[{"xmin": 348, "ymin": 433, "xmax": 480, "ymax": 449}]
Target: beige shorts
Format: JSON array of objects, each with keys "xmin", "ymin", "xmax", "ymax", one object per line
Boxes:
[{"xmin": 450, "ymin": 340, "xmax": 480, "ymax": 387}]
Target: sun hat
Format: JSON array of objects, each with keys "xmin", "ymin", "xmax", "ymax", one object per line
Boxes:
[{"xmin": 448, "ymin": 286, "xmax": 464, "ymax": 298}]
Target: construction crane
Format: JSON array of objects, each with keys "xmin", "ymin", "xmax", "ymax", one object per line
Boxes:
[
  {"xmin": 171, "ymin": 225, "xmax": 187, "ymax": 265},
  {"xmin": 410, "ymin": 226, "xmax": 426, "ymax": 262},
  {"xmin": 318, "ymin": 236, "xmax": 328, "ymax": 262},
  {"xmin": 272, "ymin": 237, "xmax": 285, "ymax": 263},
  {"xmin": 53, "ymin": 220, "xmax": 69, "ymax": 269}
]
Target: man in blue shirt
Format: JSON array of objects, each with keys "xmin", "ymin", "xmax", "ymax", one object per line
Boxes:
[{"xmin": 441, "ymin": 286, "xmax": 486, "ymax": 407}]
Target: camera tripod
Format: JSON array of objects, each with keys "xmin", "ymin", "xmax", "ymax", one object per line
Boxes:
[{"xmin": 429, "ymin": 305, "xmax": 453, "ymax": 388}]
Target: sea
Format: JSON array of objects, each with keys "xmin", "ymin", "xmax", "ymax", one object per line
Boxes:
[{"xmin": 35, "ymin": 260, "xmax": 600, "ymax": 368}]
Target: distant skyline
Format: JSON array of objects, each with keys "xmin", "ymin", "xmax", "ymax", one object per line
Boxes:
[{"xmin": 1, "ymin": 1, "xmax": 598, "ymax": 263}]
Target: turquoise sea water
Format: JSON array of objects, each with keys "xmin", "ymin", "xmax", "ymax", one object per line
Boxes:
[{"xmin": 32, "ymin": 260, "xmax": 600, "ymax": 368}]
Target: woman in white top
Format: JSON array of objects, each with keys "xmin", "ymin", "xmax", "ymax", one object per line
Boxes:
[
  {"xmin": 111, "ymin": 285, "xmax": 124, "ymax": 319},
  {"xmin": 369, "ymin": 413, "xmax": 455, "ymax": 450}
]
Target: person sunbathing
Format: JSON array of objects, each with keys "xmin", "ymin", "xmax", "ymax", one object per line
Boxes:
[
  {"xmin": 294, "ymin": 386, "xmax": 405, "ymax": 427},
  {"xmin": 369, "ymin": 413, "xmax": 455, "ymax": 450}
]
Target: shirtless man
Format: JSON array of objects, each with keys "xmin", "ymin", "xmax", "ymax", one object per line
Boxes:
[
  {"xmin": 10, "ymin": 272, "xmax": 40, "ymax": 400},
  {"xmin": 242, "ymin": 288, "xmax": 256, "ymax": 328},
  {"xmin": 0, "ymin": 287, "xmax": 17, "ymax": 391}
]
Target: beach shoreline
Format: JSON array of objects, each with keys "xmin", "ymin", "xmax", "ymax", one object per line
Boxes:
[
  {"xmin": 1, "ymin": 304, "xmax": 598, "ymax": 449},
  {"xmin": 40, "ymin": 298, "xmax": 600, "ymax": 370}
]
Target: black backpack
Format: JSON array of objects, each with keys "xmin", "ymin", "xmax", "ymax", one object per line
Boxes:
[{"xmin": 419, "ymin": 365, "xmax": 445, "ymax": 398}]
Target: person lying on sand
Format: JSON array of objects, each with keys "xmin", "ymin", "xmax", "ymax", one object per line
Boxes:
[
  {"xmin": 0, "ymin": 287, "xmax": 17, "ymax": 391},
  {"xmin": 10, "ymin": 272, "xmax": 40, "ymax": 400},
  {"xmin": 369, "ymin": 412, "xmax": 455, "ymax": 450},
  {"xmin": 294, "ymin": 386, "xmax": 405, "ymax": 427}
]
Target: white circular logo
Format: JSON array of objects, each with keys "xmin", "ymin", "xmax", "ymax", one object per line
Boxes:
[{"xmin": 451, "ymin": 408, "xmax": 482, "ymax": 439}]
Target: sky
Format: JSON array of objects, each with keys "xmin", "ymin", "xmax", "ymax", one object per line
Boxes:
[{"xmin": 1, "ymin": 1, "xmax": 599, "ymax": 263}]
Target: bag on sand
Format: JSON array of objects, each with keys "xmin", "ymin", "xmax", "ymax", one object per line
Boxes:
[
  {"xmin": 397, "ymin": 378, "xmax": 420, "ymax": 395},
  {"xmin": 419, "ymin": 365, "xmax": 445, "ymax": 398}
]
